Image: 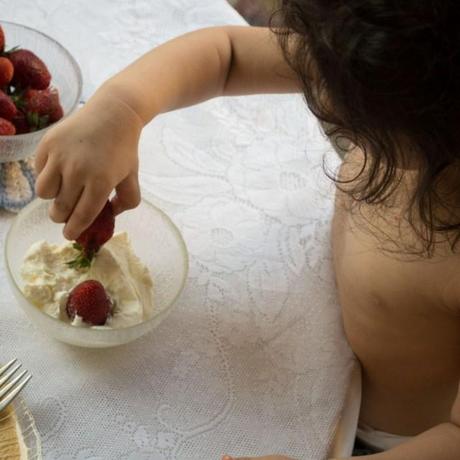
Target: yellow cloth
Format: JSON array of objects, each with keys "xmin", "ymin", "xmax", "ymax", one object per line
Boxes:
[{"xmin": 0, "ymin": 404, "xmax": 21, "ymax": 459}]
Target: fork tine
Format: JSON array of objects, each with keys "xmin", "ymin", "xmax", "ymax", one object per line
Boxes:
[
  {"xmin": 0, "ymin": 374, "xmax": 32, "ymax": 413},
  {"xmin": 0, "ymin": 359, "xmax": 17, "ymax": 377},
  {"xmin": 0, "ymin": 370, "xmax": 28, "ymax": 400},
  {"xmin": 0, "ymin": 364, "xmax": 21, "ymax": 388}
]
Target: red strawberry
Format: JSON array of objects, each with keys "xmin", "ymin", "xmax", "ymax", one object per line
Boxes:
[
  {"xmin": 24, "ymin": 87, "xmax": 52, "ymax": 114},
  {"xmin": 23, "ymin": 88, "xmax": 63, "ymax": 129},
  {"xmin": 0, "ymin": 90, "xmax": 17, "ymax": 120},
  {"xmin": 49, "ymin": 101, "xmax": 64, "ymax": 122},
  {"xmin": 0, "ymin": 26, "xmax": 4, "ymax": 53},
  {"xmin": 77, "ymin": 201, "xmax": 115, "ymax": 255},
  {"xmin": 8, "ymin": 49, "xmax": 51, "ymax": 90},
  {"xmin": 0, "ymin": 117, "xmax": 16, "ymax": 135},
  {"xmin": 0, "ymin": 57, "xmax": 14, "ymax": 86},
  {"xmin": 24, "ymin": 87, "xmax": 63, "ymax": 117},
  {"xmin": 12, "ymin": 110, "xmax": 29, "ymax": 134},
  {"xmin": 66, "ymin": 280, "xmax": 112, "ymax": 326},
  {"xmin": 67, "ymin": 201, "xmax": 115, "ymax": 268}
]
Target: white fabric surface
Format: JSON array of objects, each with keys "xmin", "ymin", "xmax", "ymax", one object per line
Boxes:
[{"xmin": 0, "ymin": 1, "xmax": 355, "ymax": 459}]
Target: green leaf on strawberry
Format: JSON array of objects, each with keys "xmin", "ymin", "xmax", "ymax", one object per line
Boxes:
[
  {"xmin": 26, "ymin": 111, "xmax": 39, "ymax": 131},
  {"xmin": 37, "ymin": 114, "xmax": 49, "ymax": 129},
  {"xmin": 66, "ymin": 253, "xmax": 93, "ymax": 270}
]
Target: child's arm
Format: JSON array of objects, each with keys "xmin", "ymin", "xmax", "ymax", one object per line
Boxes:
[{"xmin": 34, "ymin": 26, "xmax": 299, "ymax": 239}]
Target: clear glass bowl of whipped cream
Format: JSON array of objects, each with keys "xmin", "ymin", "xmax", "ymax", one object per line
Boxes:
[{"xmin": 5, "ymin": 198, "xmax": 189, "ymax": 348}]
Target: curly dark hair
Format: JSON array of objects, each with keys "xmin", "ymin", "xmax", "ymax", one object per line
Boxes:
[{"xmin": 275, "ymin": 0, "xmax": 460, "ymax": 254}]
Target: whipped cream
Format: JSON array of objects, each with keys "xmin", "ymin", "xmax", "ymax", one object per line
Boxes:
[{"xmin": 21, "ymin": 232, "xmax": 154, "ymax": 328}]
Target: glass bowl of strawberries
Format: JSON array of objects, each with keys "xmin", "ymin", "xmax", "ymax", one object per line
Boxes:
[
  {"xmin": 0, "ymin": 21, "xmax": 82, "ymax": 161},
  {"xmin": 5, "ymin": 197, "xmax": 189, "ymax": 348}
]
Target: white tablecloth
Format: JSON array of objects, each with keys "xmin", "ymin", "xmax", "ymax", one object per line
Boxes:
[{"xmin": 0, "ymin": 1, "xmax": 355, "ymax": 459}]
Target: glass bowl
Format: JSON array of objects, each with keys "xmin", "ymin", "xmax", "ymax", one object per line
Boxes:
[
  {"xmin": 5, "ymin": 198, "xmax": 189, "ymax": 348},
  {"xmin": 0, "ymin": 21, "xmax": 82, "ymax": 162}
]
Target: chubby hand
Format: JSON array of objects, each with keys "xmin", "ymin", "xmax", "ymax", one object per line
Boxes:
[{"xmin": 34, "ymin": 90, "xmax": 143, "ymax": 240}]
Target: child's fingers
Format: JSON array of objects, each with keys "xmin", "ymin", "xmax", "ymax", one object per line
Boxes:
[
  {"xmin": 48, "ymin": 180, "xmax": 84, "ymax": 224},
  {"xmin": 63, "ymin": 184, "xmax": 112, "ymax": 240},
  {"xmin": 111, "ymin": 173, "xmax": 141, "ymax": 215},
  {"xmin": 34, "ymin": 142, "xmax": 49, "ymax": 174},
  {"xmin": 35, "ymin": 159, "xmax": 61, "ymax": 199}
]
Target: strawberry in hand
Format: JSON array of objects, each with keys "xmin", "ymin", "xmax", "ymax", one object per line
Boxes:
[
  {"xmin": 67, "ymin": 201, "xmax": 115, "ymax": 268},
  {"xmin": 66, "ymin": 280, "xmax": 113, "ymax": 326}
]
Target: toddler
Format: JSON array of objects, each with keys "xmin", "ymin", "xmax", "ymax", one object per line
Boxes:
[{"xmin": 34, "ymin": 1, "xmax": 460, "ymax": 458}]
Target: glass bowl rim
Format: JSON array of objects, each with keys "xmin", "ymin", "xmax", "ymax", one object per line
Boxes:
[{"xmin": 4, "ymin": 197, "xmax": 190, "ymax": 335}]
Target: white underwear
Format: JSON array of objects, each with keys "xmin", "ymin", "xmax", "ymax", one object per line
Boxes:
[{"xmin": 356, "ymin": 421, "xmax": 413, "ymax": 451}]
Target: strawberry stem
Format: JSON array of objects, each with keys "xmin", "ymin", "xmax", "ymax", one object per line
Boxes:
[
  {"xmin": 3, "ymin": 46, "xmax": 20, "ymax": 55},
  {"xmin": 66, "ymin": 246, "xmax": 95, "ymax": 269}
]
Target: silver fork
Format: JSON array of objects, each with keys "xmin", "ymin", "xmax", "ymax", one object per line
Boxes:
[{"xmin": 0, "ymin": 359, "xmax": 32, "ymax": 412}]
